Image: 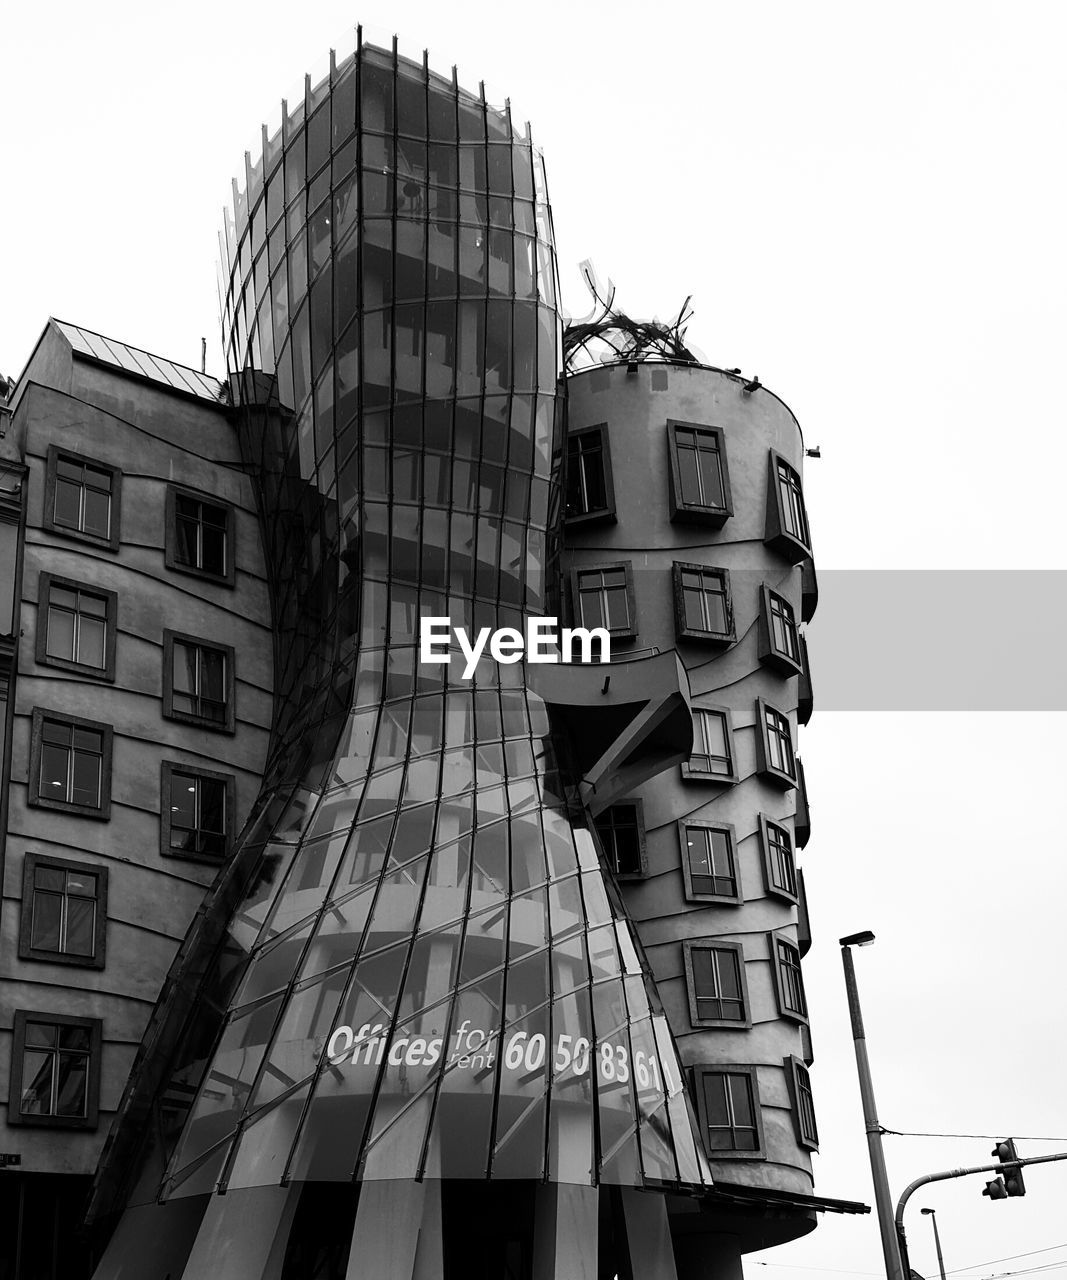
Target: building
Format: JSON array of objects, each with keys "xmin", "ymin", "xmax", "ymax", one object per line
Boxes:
[{"xmin": 0, "ymin": 30, "xmax": 863, "ymax": 1280}]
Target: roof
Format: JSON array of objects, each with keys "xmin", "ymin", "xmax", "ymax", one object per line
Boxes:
[
  {"xmin": 707, "ymin": 1181, "xmax": 871, "ymax": 1216},
  {"xmin": 52, "ymin": 319, "xmax": 228, "ymax": 405}
]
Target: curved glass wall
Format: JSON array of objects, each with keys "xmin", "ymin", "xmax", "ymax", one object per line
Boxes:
[{"xmin": 96, "ymin": 37, "xmax": 711, "ymax": 1206}]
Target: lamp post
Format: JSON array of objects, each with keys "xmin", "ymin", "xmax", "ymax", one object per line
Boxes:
[
  {"xmin": 920, "ymin": 1208, "xmax": 946, "ymax": 1280},
  {"xmin": 840, "ymin": 931, "xmax": 904, "ymax": 1280}
]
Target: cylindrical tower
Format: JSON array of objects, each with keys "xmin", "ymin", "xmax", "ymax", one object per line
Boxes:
[
  {"xmin": 562, "ymin": 354, "xmax": 819, "ymax": 1274},
  {"xmin": 89, "ymin": 35, "xmax": 714, "ymax": 1280}
]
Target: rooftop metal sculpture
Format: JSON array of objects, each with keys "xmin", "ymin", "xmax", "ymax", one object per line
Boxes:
[{"xmin": 562, "ymin": 261, "xmax": 701, "ymax": 371}]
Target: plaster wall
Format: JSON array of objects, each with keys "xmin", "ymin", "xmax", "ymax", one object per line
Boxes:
[
  {"xmin": 563, "ymin": 361, "xmax": 816, "ymax": 1205},
  {"xmin": 0, "ymin": 363, "xmax": 274, "ymax": 1177}
]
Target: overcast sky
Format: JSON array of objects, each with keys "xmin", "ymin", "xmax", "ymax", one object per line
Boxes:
[{"xmin": 5, "ymin": 3, "xmax": 1066, "ymax": 1277}]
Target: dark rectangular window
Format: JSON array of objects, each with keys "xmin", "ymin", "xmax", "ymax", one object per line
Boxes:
[
  {"xmin": 20, "ymin": 854, "xmax": 108, "ymax": 968},
  {"xmin": 36, "ymin": 573, "xmax": 117, "ymax": 680},
  {"xmin": 777, "ymin": 460, "xmax": 809, "ymax": 545},
  {"xmin": 674, "ymin": 563, "xmax": 733, "ymax": 642},
  {"xmin": 668, "ymin": 421, "xmax": 732, "ymax": 526},
  {"xmin": 758, "ymin": 585, "xmax": 801, "ymax": 675},
  {"xmin": 163, "ymin": 631, "xmax": 235, "ymax": 732},
  {"xmin": 765, "ymin": 451, "xmax": 810, "ymax": 561},
  {"xmin": 9, "ymin": 1011, "xmax": 102, "ymax": 1129},
  {"xmin": 686, "ymin": 708, "xmax": 735, "ymax": 780},
  {"xmin": 161, "ymin": 762, "xmax": 235, "ymax": 861},
  {"xmin": 760, "ymin": 816, "xmax": 797, "ymax": 900},
  {"xmin": 686, "ymin": 942, "xmax": 748, "ymax": 1025},
  {"xmin": 166, "ymin": 487, "xmax": 234, "ymax": 584},
  {"xmin": 682, "ymin": 824, "xmax": 739, "ymax": 900},
  {"xmin": 789, "ymin": 1056, "xmax": 819, "ymax": 1149},
  {"xmin": 44, "ymin": 447, "xmax": 121, "ymax": 551},
  {"xmin": 594, "ymin": 802, "xmax": 645, "ymax": 877},
  {"xmin": 565, "ymin": 425, "xmax": 614, "ymax": 524},
  {"xmin": 695, "ymin": 1067, "xmax": 762, "ymax": 1155},
  {"xmin": 29, "ymin": 709, "xmax": 112, "ymax": 819},
  {"xmin": 573, "ymin": 564, "xmax": 635, "ymax": 638},
  {"xmin": 775, "ymin": 936, "xmax": 808, "ymax": 1020},
  {"xmin": 756, "ymin": 698, "xmax": 796, "ymax": 785}
]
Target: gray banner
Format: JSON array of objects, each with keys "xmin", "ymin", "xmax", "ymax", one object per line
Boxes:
[{"xmin": 808, "ymin": 570, "xmax": 1067, "ymax": 711}]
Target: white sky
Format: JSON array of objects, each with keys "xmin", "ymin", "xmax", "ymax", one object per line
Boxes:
[{"xmin": 5, "ymin": 2, "xmax": 1067, "ymax": 1277}]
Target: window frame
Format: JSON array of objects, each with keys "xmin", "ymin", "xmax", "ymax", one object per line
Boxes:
[
  {"xmin": 667, "ymin": 420, "xmax": 733, "ymax": 527},
  {"xmin": 787, "ymin": 1055, "xmax": 820, "ymax": 1150},
  {"xmin": 35, "ymin": 571, "xmax": 118, "ymax": 681},
  {"xmin": 563, "ymin": 423, "xmax": 616, "ymax": 527},
  {"xmin": 681, "ymin": 704, "xmax": 739, "ymax": 784},
  {"xmin": 162, "ymin": 629, "xmax": 236, "ymax": 734},
  {"xmin": 165, "ymin": 484, "xmax": 237, "ymax": 587},
  {"xmin": 798, "ymin": 634, "xmax": 813, "ymax": 725},
  {"xmin": 28, "ymin": 707, "xmax": 113, "ymax": 820},
  {"xmin": 754, "ymin": 697, "xmax": 797, "ymax": 788},
  {"xmin": 569, "ymin": 561, "xmax": 638, "ymax": 642},
  {"xmin": 692, "ymin": 1064, "xmax": 765, "ymax": 1160},
  {"xmin": 672, "ymin": 562, "xmax": 735, "ymax": 645},
  {"xmin": 683, "ymin": 940, "xmax": 752, "ymax": 1029},
  {"xmin": 758, "ymin": 814, "xmax": 798, "ymax": 904},
  {"xmin": 43, "ymin": 445, "xmax": 122, "ymax": 553},
  {"xmin": 8, "ymin": 1010, "xmax": 102, "ymax": 1129},
  {"xmin": 757, "ymin": 583, "xmax": 803, "ymax": 676},
  {"xmin": 594, "ymin": 800, "xmax": 648, "ymax": 880},
  {"xmin": 764, "ymin": 450, "xmax": 811, "ymax": 563},
  {"xmin": 771, "ymin": 932, "xmax": 809, "ymax": 1023},
  {"xmin": 19, "ymin": 853, "xmax": 109, "ymax": 969},
  {"xmin": 160, "ymin": 760, "xmax": 236, "ymax": 863},
  {"xmin": 678, "ymin": 820, "xmax": 742, "ymax": 904}
]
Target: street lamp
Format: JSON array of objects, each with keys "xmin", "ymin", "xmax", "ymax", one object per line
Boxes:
[
  {"xmin": 920, "ymin": 1209, "xmax": 947, "ymax": 1280},
  {"xmin": 840, "ymin": 931, "xmax": 905, "ymax": 1280}
]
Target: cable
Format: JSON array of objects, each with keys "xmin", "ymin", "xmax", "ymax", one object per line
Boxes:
[
  {"xmin": 948, "ymin": 1244, "xmax": 1067, "ymax": 1276},
  {"xmin": 882, "ymin": 1128, "xmax": 1067, "ymax": 1143}
]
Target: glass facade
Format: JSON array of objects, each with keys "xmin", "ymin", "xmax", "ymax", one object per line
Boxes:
[{"xmin": 99, "ymin": 37, "xmax": 710, "ymax": 1210}]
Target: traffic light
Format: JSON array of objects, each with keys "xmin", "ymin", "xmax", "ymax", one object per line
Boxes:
[
  {"xmin": 992, "ymin": 1139, "xmax": 1026, "ymax": 1197},
  {"xmin": 982, "ymin": 1177, "xmax": 1008, "ymax": 1199}
]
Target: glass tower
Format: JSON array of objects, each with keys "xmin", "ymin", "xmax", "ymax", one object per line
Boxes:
[{"xmin": 90, "ymin": 34, "xmax": 712, "ymax": 1274}]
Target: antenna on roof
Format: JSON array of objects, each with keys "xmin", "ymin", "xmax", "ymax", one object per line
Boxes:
[{"xmin": 200, "ymin": 338, "xmax": 207, "ymax": 374}]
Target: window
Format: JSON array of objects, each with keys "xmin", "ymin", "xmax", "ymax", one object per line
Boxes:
[
  {"xmin": 36, "ymin": 573, "xmax": 117, "ymax": 680},
  {"xmin": 161, "ymin": 761, "xmax": 235, "ymax": 861},
  {"xmin": 594, "ymin": 802, "xmax": 646, "ymax": 878},
  {"xmin": 773, "ymin": 935, "xmax": 808, "ymax": 1021},
  {"xmin": 163, "ymin": 631, "xmax": 235, "ymax": 732},
  {"xmin": 28, "ymin": 709, "xmax": 112, "ymax": 819},
  {"xmin": 572, "ymin": 564, "xmax": 636, "ymax": 639},
  {"xmin": 764, "ymin": 451, "xmax": 810, "ymax": 562},
  {"xmin": 685, "ymin": 941, "xmax": 749, "ymax": 1026},
  {"xmin": 673, "ymin": 563, "xmax": 734, "ymax": 643},
  {"xmin": 166, "ymin": 486, "xmax": 235, "ymax": 584},
  {"xmin": 693, "ymin": 1067, "xmax": 764, "ymax": 1157},
  {"xmin": 667, "ymin": 421, "xmax": 732, "ymax": 526},
  {"xmin": 798, "ymin": 634, "xmax": 813, "ymax": 725},
  {"xmin": 9, "ymin": 1011, "xmax": 102, "ymax": 1128},
  {"xmin": 44, "ymin": 446, "xmax": 121, "ymax": 551},
  {"xmin": 680, "ymin": 822, "xmax": 740, "ymax": 902},
  {"xmin": 758, "ymin": 585, "xmax": 802, "ymax": 675},
  {"xmin": 759, "ymin": 815, "xmax": 797, "ymax": 902},
  {"xmin": 564, "ymin": 425, "xmax": 615, "ymax": 524},
  {"xmin": 755, "ymin": 698, "xmax": 796, "ymax": 786},
  {"xmin": 683, "ymin": 707, "xmax": 736, "ymax": 782},
  {"xmin": 20, "ymin": 855, "xmax": 108, "ymax": 968},
  {"xmin": 788, "ymin": 1057, "xmax": 819, "ymax": 1149}
]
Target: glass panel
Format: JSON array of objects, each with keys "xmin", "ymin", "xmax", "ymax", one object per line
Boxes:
[
  {"xmin": 65, "ymin": 896, "xmax": 96, "ymax": 956},
  {"xmin": 31, "ymin": 892, "xmax": 63, "ymax": 951},
  {"xmin": 46, "ymin": 605, "xmax": 75, "ymax": 660},
  {"xmin": 71, "ymin": 750, "xmax": 101, "ymax": 807}
]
